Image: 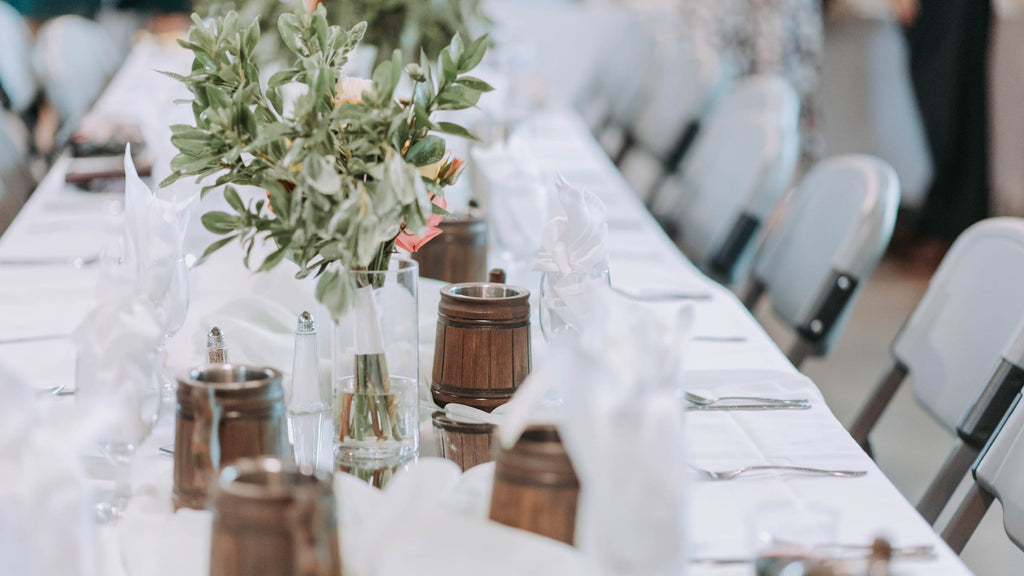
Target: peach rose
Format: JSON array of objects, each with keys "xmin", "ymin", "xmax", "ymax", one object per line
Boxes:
[{"xmin": 334, "ymin": 77, "xmax": 374, "ymax": 107}]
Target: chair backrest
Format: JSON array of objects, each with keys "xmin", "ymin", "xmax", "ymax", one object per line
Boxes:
[
  {"xmin": 974, "ymin": 393, "xmax": 1024, "ymax": 551},
  {"xmin": 631, "ymin": 38, "xmax": 726, "ymax": 161},
  {"xmin": 0, "ymin": 3, "xmax": 37, "ymax": 114},
  {"xmin": 674, "ymin": 113, "xmax": 783, "ymax": 268},
  {"xmin": 577, "ymin": 9, "xmax": 656, "ymax": 134},
  {"xmin": 32, "ymin": 16, "xmax": 120, "ymax": 128},
  {"xmin": 753, "ymin": 155, "xmax": 899, "ymax": 354},
  {"xmin": 893, "ymin": 218, "xmax": 1024, "ymax": 431}
]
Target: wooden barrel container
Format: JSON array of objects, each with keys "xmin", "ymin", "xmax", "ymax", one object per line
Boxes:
[
  {"xmin": 173, "ymin": 365, "xmax": 290, "ymax": 511},
  {"xmin": 489, "ymin": 425, "xmax": 579, "ymax": 545},
  {"xmin": 432, "ymin": 411, "xmax": 495, "ymax": 471},
  {"xmin": 413, "ymin": 211, "xmax": 488, "ymax": 283},
  {"xmin": 431, "ymin": 283, "xmax": 531, "ymax": 411},
  {"xmin": 210, "ymin": 458, "xmax": 341, "ymax": 576}
]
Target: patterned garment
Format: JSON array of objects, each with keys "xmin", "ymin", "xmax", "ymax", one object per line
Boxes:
[{"xmin": 682, "ymin": 0, "xmax": 825, "ymax": 166}]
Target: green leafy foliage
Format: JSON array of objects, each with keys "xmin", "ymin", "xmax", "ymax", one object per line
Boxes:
[
  {"xmin": 163, "ymin": 5, "xmax": 491, "ymax": 319},
  {"xmin": 194, "ymin": 0, "xmax": 488, "ymax": 67}
]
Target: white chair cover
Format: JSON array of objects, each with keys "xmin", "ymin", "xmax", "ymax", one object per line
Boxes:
[
  {"xmin": 974, "ymin": 393, "xmax": 1024, "ymax": 551},
  {"xmin": 893, "ymin": 218, "xmax": 1024, "ymax": 431},
  {"xmin": 0, "ymin": 2, "xmax": 37, "ymax": 114},
  {"xmin": 32, "ymin": 16, "xmax": 120, "ymax": 131},
  {"xmin": 753, "ymin": 155, "xmax": 899, "ymax": 354}
]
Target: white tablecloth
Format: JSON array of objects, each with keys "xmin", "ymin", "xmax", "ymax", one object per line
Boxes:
[{"xmin": 1, "ymin": 38, "xmax": 974, "ymax": 575}]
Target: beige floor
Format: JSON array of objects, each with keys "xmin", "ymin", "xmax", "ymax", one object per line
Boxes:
[{"xmin": 752, "ymin": 255, "xmax": 1024, "ymax": 575}]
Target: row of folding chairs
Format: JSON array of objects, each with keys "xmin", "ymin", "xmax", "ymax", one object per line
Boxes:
[{"xmin": 576, "ymin": 33, "xmax": 1024, "ymax": 558}]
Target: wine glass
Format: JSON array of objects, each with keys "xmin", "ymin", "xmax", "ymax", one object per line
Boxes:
[
  {"xmin": 154, "ymin": 254, "xmax": 189, "ymax": 403},
  {"xmin": 76, "ymin": 349, "xmax": 161, "ymax": 524}
]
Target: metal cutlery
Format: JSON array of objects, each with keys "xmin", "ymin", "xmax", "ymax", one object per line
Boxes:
[
  {"xmin": 686, "ymin": 391, "xmax": 809, "ymax": 407},
  {"xmin": 0, "ymin": 333, "xmax": 71, "ymax": 345},
  {"xmin": 691, "ymin": 464, "xmax": 866, "ymax": 481},
  {"xmin": 610, "ymin": 285, "xmax": 713, "ymax": 302},
  {"xmin": 691, "ymin": 335, "xmax": 748, "ymax": 342},
  {"xmin": 0, "ymin": 254, "xmax": 99, "ymax": 268},
  {"xmin": 691, "ymin": 543, "xmax": 935, "ymax": 566},
  {"xmin": 687, "ymin": 402, "xmax": 810, "ymax": 412}
]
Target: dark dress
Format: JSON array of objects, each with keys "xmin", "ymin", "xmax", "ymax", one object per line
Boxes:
[{"xmin": 906, "ymin": 0, "xmax": 992, "ymax": 240}]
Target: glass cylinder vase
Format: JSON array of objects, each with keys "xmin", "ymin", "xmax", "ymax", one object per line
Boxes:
[{"xmin": 332, "ymin": 257, "xmax": 419, "ymax": 467}]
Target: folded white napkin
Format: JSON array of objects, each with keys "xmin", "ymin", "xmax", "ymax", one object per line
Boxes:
[
  {"xmin": 0, "ymin": 379, "xmax": 94, "ymax": 576},
  {"xmin": 123, "ymin": 145, "xmax": 192, "ymax": 331},
  {"xmin": 533, "ymin": 174, "xmax": 609, "ymax": 335},
  {"xmin": 501, "ymin": 286, "xmax": 693, "ymax": 576}
]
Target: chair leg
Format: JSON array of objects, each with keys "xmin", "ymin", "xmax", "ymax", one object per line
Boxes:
[
  {"xmin": 785, "ymin": 335, "xmax": 815, "ymax": 369},
  {"xmin": 848, "ymin": 363, "xmax": 909, "ymax": 453},
  {"xmin": 741, "ymin": 280, "xmax": 766, "ymax": 311},
  {"xmin": 916, "ymin": 440, "xmax": 980, "ymax": 525},
  {"xmin": 941, "ymin": 483, "xmax": 995, "ymax": 554}
]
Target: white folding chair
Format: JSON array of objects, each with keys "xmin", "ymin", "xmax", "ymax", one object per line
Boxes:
[
  {"xmin": 942, "ymin": 390, "xmax": 1024, "ymax": 554},
  {"xmin": 648, "ymin": 74, "xmax": 800, "ymax": 240},
  {"xmin": 664, "ymin": 113, "xmax": 795, "ymax": 285},
  {"xmin": 32, "ymin": 16, "xmax": 120, "ymax": 137},
  {"xmin": 576, "ymin": 10, "xmax": 656, "ymax": 147},
  {"xmin": 742, "ymin": 155, "xmax": 899, "ymax": 368},
  {"xmin": 0, "ymin": 2, "xmax": 38, "ymax": 115},
  {"xmin": 847, "ymin": 218, "xmax": 1024, "ymax": 521},
  {"xmin": 617, "ymin": 37, "xmax": 728, "ymax": 200}
]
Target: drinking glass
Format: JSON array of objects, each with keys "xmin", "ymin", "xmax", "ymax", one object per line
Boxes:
[{"xmin": 76, "ymin": 350, "xmax": 161, "ymax": 524}]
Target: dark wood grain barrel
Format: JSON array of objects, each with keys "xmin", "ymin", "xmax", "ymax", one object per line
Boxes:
[
  {"xmin": 173, "ymin": 365, "xmax": 290, "ymax": 511},
  {"xmin": 209, "ymin": 458, "xmax": 341, "ymax": 576},
  {"xmin": 413, "ymin": 211, "xmax": 488, "ymax": 283},
  {"xmin": 432, "ymin": 411, "xmax": 495, "ymax": 471},
  {"xmin": 489, "ymin": 425, "xmax": 579, "ymax": 545},
  {"xmin": 431, "ymin": 283, "xmax": 531, "ymax": 411}
]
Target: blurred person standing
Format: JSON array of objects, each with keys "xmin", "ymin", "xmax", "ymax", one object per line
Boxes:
[
  {"xmin": 894, "ymin": 0, "xmax": 992, "ymax": 262},
  {"xmin": 682, "ymin": 0, "xmax": 826, "ymax": 168}
]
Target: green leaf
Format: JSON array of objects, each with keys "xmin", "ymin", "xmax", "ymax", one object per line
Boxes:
[
  {"xmin": 404, "ymin": 135, "xmax": 445, "ymax": 167},
  {"xmin": 277, "ymin": 12, "xmax": 305, "ymax": 56},
  {"xmin": 454, "ymin": 76, "xmax": 495, "ymax": 93},
  {"xmin": 258, "ymin": 244, "xmax": 290, "ymax": 272},
  {"xmin": 439, "ymin": 47, "xmax": 457, "ymax": 86},
  {"xmin": 196, "ymin": 235, "xmax": 237, "ymax": 266},
  {"xmin": 202, "ymin": 211, "xmax": 238, "ymax": 234},
  {"xmin": 224, "ymin": 186, "xmax": 245, "ymax": 213},
  {"xmin": 459, "ymin": 35, "xmax": 488, "ymax": 72},
  {"xmin": 449, "ymin": 33, "xmax": 465, "ymax": 66},
  {"xmin": 435, "ymin": 121, "xmax": 479, "ymax": 142},
  {"xmin": 436, "ymin": 84, "xmax": 482, "ymax": 111}
]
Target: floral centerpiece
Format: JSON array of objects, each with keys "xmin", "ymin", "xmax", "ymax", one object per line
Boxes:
[{"xmin": 162, "ymin": 4, "xmax": 491, "ymax": 458}]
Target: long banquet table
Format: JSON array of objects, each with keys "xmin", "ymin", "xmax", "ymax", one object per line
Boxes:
[{"xmin": 1, "ymin": 38, "xmax": 975, "ymax": 575}]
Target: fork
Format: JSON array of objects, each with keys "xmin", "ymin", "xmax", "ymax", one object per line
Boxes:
[
  {"xmin": 691, "ymin": 464, "xmax": 866, "ymax": 481},
  {"xmin": 685, "ymin": 391, "xmax": 809, "ymax": 407}
]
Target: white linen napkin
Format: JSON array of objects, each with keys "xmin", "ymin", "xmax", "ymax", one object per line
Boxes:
[
  {"xmin": 533, "ymin": 174, "xmax": 609, "ymax": 335},
  {"xmin": 123, "ymin": 144, "xmax": 192, "ymax": 329},
  {"xmin": 0, "ymin": 379, "xmax": 95, "ymax": 576},
  {"xmin": 500, "ymin": 287, "xmax": 693, "ymax": 576}
]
